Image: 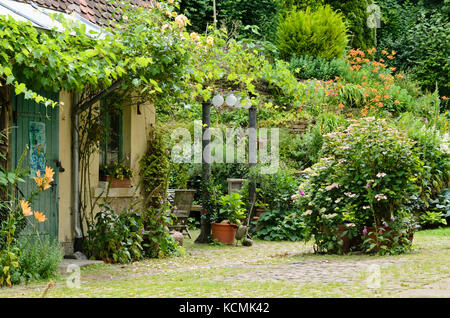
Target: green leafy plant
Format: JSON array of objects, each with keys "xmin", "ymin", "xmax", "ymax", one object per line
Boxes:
[
  {"xmin": 419, "ymin": 211, "xmax": 447, "ymax": 229},
  {"xmin": 255, "ymin": 209, "xmax": 305, "ymax": 241},
  {"xmin": 324, "ymin": 0, "xmax": 377, "ymax": 50},
  {"xmin": 84, "ymin": 203, "xmax": 144, "ymax": 264},
  {"xmin": 11, "ymin": 237, "xmax": 63, "ymax": 284},
  {"xmin": 212, "ymin": 192, "xmax": 246, "ymax": 225},
  {"xmin": 276, "ymin": 5, "xmax": 349, "ymax": 60},
  {"xmin": 103, "ymin": 159, "xmax": 133, "ymax": 180},
  {"xmin": 289, "ymin": 55, "xmax": 349, "ymax": 81}
]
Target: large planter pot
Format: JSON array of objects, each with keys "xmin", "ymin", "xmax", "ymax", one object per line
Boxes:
[
  {"xmin": 211, "ymin": 222, "xmax": 238, "ymax": 245},
  {"xmin": 110, "ymin": 177, "xmax": 132, "ymax": 188},
  {"xmin": 322, "ymin": 223, "xmax": 357, "ymax": 254}
]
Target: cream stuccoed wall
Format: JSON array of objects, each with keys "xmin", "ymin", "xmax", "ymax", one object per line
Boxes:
[
  {"xmin": 58, "ymin": 91, "xmax": 74, "ymax": 254},
  {"xmin": 57, "ymin": 92, "xmax": 155, "ymax": 255}
]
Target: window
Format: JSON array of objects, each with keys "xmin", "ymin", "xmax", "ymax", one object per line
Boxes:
[{"xmin": 99, "ymin": 104, "xmax": 123, "ymax": 172}]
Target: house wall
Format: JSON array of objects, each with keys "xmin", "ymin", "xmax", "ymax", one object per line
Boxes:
[
  {"xmin": 57, "ymin": 92, "xmax": 156, "ymax": 255},
  {"xmin": 58, "ymin": 91, "xmax": 74, "ymax": 254}
]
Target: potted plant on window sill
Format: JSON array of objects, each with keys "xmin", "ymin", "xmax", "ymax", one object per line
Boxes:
[
  {"xmin": 210, "ymin": 192, "xmax": 246, "ymax": 245},
  {"xmin": 102, "ymin": 161, "xmax": 133, "ymax": 188}
]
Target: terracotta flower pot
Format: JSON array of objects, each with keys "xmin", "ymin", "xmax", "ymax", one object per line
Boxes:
[
  {"xmin": 110, "ymin": 177, "xmax": 131, "ymax": 188},
  {"xmin": 256, "ymin": 208, "xmax": 266, "ymax": 218},
  {"xmin": 211, "ymin": 222, "xmax": 238, "ymax": 245}
]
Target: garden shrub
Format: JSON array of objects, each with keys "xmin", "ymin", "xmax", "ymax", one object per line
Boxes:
[
  {"xmin": 404, "ymin": 10, "xmax": 450, "ymax": 95},
  {"xmin": 276, "ymin": 5, "xmax": 349, "ymax": 60},
  {"xmin": 180, "ymin": 0, "xmax": 281, "ymax": 42},
  {"xmin": 376, "ymin": 0, "xmax": 449, "ymax": 96},
  {"xmin": 294, "ymin": 117, "xmax": 424, "ymax": 254},
  {"xmin": 324, "ymin": 0, "xmax": 377, "ymax": 50},
  {"xmin": 255, "ymin": 209, "xmax": 305, "ymax": 241},
  {"xmin": 288, "ymin": 55, "xmax": 349, "ymax": 81},
  {"xmin": 280, "ymin": 111, "xmax": 347, "ymax": 171},
  {"xmin": 244, "ymin": 168, "xmax": 298, "ymax": 212},
  {"xmin": 11, "ymin": 238, "xmax": 63, "ymax": 284},
  {"xmin": 84, "ymin": 203, "xmax": 144, "ymax": 264},
  {"xmin": 139, "ymin": 127, "xmax": 183, "ymax": 258}
]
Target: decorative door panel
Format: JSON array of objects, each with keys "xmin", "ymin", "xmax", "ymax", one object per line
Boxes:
[{"xmin": 12, "ymin": 91, "xmax": 59, "ymax": 242}]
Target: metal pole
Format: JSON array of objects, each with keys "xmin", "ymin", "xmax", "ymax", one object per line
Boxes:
[
  {"xmin": 72, "ymin": 94, "xmax": 83, "ymax": 252},
  {"xmin": 195, "ymin": 100, "xmax": 212, "ymax": 243},
  {"xmin": 248, "ymin": 105, "xmax": 257, "ymax": 220}
]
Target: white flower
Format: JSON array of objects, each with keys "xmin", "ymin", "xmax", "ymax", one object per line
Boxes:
[
  {"xmin": 302, "ymin": 210, "xmax": 313, "ymax": 216},
  {"xmin": 325, "ymin": 183, "xmax": 340, "ymax": 191},
  {"xmin": 376, "ymin": 172, "xmax": 387, "ymax": 178},
  {"xmin": 363, "ymin": 206, "xmax": 370, "ymax": 210},
  {"xmin": 375, "ymin": 193, "xmax": 387, "ymax": 201},
  {"xmin": 345, "ymin": 192, "xmax": 356, "ymax": 198}
]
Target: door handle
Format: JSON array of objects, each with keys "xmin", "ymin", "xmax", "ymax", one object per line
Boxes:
[{"xmin": 54, "ymin": 159, "xmax": 65, "ymax": 173}]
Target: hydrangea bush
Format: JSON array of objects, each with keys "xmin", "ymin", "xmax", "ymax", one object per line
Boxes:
[{"xmin": 294, "ymin": 117, "xmax": 424, "ymax": 254}]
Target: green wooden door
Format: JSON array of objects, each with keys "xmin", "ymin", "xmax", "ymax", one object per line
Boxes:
[{"xmin": 11, "ymin": 91, "xmax": 59, "ymax": 242}]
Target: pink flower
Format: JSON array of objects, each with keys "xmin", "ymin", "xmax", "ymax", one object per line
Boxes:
[
  {"xmin": 363, "ymin": 227, "xmax": 368, "ymax": 236},
  {"xmin": 298, "ymin": 190, "xmax": 305, "ymax": 196}
]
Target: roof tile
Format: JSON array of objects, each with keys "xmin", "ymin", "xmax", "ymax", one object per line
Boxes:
[{"xmin": 14, "ymin": 0, "xmax": 154, "ymax": 25}]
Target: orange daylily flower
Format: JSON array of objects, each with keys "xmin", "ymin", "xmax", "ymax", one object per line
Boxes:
[
  {"xmin": 338, "ymin": 103, "xmax": 345, "ymax": 109},
  {"xmin": 20, "ymin": 200, "xmax": 33, "ymax": 217},
  {"xmin": 33, "ymin": 211, "xmax": 47, "ymax": 223},
  {"xmin": 34, "ymin": 166, "xmax": 54, "ymax": 191},
  {"xmin": 394, "ymin": 100, "xmax": 401, "ymax": 104},
  {"xmin": 45, "ymin": 166, "xmax": 54, "ymax": 183}
]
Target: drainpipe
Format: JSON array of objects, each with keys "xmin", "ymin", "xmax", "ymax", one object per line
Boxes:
[{"xmin": 72, "ymin": 93, "xmax": 83, "ymax": 252}]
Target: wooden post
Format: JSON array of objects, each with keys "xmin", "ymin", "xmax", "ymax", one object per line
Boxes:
[
  {"xmin": 195, "ymin": 100, "xmax": 212, "ymax": 243},
  {"xmin": 212, "ymin": 0, "xmax": 217, "ymax": 28}
]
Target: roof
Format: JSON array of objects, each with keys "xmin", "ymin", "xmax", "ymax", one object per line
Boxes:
[
  {"xmin": 12, "ymin": 0, "xmax": 154, "ymax": 26},
  {"xmin": 0, "ymin": 0, "xmax": 106, "ymax": 36}
]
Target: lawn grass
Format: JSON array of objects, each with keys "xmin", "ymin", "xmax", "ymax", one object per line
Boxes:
[{"xmin": 1, "ymin": 227, "xmax": 449, "ymax": 298}]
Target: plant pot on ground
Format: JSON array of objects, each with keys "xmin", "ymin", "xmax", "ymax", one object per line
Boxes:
[{"xmin": 210, "ymin": 192, "xmax": 246, "ymax": 245}]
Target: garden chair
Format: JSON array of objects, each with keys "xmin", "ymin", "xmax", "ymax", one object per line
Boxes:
[{"xmin": 168, "ymin": 189, "xmax": 196, "ymax": 238}]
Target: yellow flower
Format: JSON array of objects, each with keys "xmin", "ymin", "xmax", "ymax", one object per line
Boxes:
[
  {"xmin": 190, "ymin": 32, "xmax": 200, "ymax": 42},
  {"xmin": 33, "ymin": 211, "xmax": 47, "ymax": 223},
  {"xmin": 20, "ymin": 200, "xmax": 33, "ymax": 217},
  {"xmin": 175, "ymin": 14, "xmax": 187, "ymax": 28},
  {"xmin": 206, "ymin": 36, "xmax": 214, "ymax": 46}
]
